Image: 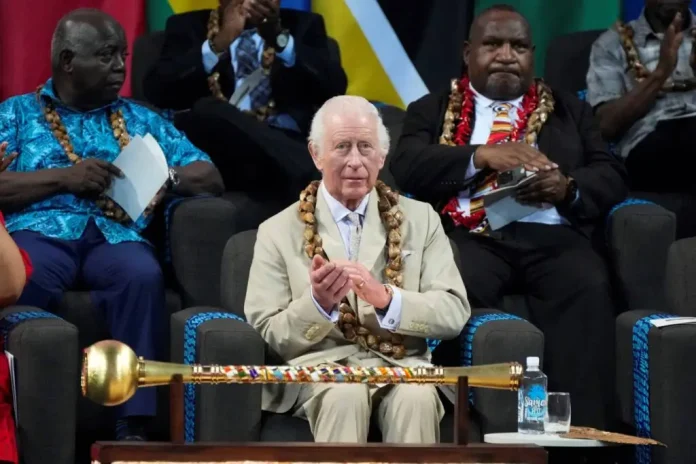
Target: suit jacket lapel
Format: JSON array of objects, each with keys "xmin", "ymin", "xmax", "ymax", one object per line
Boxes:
[
  {"xmin": 315, "ymin": 189, "xmax": 348, "ymax": 262},
  {"xmin": 357, "ymin": 189, "xmax": 387, "ymax": 273}
]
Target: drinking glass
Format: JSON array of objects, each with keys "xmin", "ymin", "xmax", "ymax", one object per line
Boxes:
[{"xmin": 544, "ymin": 392, "xmax": 571, "ymax": 434}]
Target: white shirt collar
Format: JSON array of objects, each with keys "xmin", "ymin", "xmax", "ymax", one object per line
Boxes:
[
  {"xmin": 320, "ymin": 182, "xmax": 370, "ymax": 223},
  {"xmin": 469, "ymin": 83, "xmax": 524, "ymax": 111}
]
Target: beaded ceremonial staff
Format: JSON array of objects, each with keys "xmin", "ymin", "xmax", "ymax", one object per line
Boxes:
[{"xmin": 81, "ymin": 340, "xmax": 523, "ymax": 407}]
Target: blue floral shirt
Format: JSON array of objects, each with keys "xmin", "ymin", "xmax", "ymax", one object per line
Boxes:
[{"xmin": 0, "ymin": 79, "xmax": 212, "ymax": 245}]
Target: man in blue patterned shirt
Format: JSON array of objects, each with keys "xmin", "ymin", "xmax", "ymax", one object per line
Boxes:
[{"xmin": 0, "ymin": 9, "xmax": 223, "ymax": 440}]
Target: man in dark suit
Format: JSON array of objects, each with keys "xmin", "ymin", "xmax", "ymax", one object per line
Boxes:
[
  {"xmin": 144, "ymin": 0, "xmax": 347, "ymax": 201},
  {"xmin": 391, "ymin": 5, "xmax": 628, "ymax": 432}
]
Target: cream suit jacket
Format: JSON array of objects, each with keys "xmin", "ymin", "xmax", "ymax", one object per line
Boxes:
[{"xmin": 243, "ymin": 187, "xmax": 471, "ymax": 413}]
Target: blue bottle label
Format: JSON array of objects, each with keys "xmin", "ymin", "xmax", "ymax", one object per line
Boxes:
[{"xmin": 523, "ymin": 384, "xmax": 547, "ymax": 421}]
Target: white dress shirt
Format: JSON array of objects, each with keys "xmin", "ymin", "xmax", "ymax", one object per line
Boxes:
[
  {"xmin": 311, "ymin": 183, "xmax": 403, "ymax": 331},
  {"xmin": 460, "ymin": 84, "xmax": 568, "ymax": 226}
]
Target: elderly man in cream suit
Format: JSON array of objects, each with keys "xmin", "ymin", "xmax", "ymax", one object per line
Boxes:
[{"xmin": 244, "ymin": 95, "xmax": 471, "ymax": 444}]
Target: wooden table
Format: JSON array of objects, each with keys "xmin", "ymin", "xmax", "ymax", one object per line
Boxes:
[
  {"xmin": 91, "ymin": 442, "xmax": 548, "ymax": 464},
  {"xmin": 92, "ymin": 376, "xmax": 547, "ymax": 464}
]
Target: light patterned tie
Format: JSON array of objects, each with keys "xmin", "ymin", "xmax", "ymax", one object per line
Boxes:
[
  {"xmin": 442, "ymin": 102, "xmax": 515, "ymax": 233},
  {"xmin": 347, "ymin": 212, "xmax": 362, "ymax": 261}
]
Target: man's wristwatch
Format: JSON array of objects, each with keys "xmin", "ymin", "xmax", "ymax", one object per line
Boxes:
[
  {"xmin": 376, "ymin": 284, "xmax": 394, "ymax": 312},
  {"xmin": 168, "ymin": 168, "xmax": 180, "ymax": 190},
  {"xmin": 274, "ymin": 29, "xmax": 290, "ymax": 51},
  {"xmin": 564, "ymin": 176, "xmax": 578, "ymax": 204}
]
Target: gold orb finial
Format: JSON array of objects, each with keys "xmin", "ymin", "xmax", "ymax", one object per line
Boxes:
[{"xmin": 81, "ymin": 340, "xmax": 139, "ymax": 406}]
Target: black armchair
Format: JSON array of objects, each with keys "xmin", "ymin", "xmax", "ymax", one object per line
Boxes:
[
  {"xmin": 0, "ymin": 306, "xmax": 78, "ymax": 464},
  {"xmin": 616, "ymin": 237, "xmax": 696, "ymax": 464},
  {"xmin": 171, "ymin": 228, "xmax": 544, "ymax": 443},
  {"xmin": 0, "ymin": 194, "xmax": 261, "ymax": 464}
]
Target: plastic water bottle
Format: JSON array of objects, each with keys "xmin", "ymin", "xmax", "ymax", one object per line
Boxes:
[{"xmin": 517, "ymin": 356, "xmax": 547, "ymax": 434}]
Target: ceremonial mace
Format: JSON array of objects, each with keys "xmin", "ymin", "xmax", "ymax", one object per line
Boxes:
[{"xmin": 81, "ymin": 340, "xmax": 523, "ymax": 407}]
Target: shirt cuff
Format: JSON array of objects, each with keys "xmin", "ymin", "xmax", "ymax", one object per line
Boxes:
[
  {"xmin": 311, "ymin": 288, "xmax": 339, "ymax": 323},
  {"xmin": 376, "ymin": 286, "xmax": 402, "ymax": 331},
  {"xmin": 465, "ymin": 152, "xmax": 482, "ymax": 180},
  {"xmin": 202, "ymin": 39, "xmax": 221, "ymax": 74},
  {"xmin": 275, "ymin": 35, "xmax": 296, "ymax": 67}
]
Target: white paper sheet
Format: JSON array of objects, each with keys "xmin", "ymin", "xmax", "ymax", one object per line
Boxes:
[
  {"xmin": 105, "ymin": 134, "xmax": 169, "ymax": 221},
  {"xmin": 483, "ymin": 173, "xmax": 550, "ymax": 230},
  {"xmin": 649, "ymin": 317, "xmax": 696, "ymax": 328}
]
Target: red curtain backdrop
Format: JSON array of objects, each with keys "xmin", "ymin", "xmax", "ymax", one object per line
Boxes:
[{"xmin": 0, "ymin": 0, "xmax": 145, "ymax": 102}]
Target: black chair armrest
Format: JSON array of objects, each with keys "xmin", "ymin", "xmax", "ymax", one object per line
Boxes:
[
  {"xmin": 171, "ymin": 307, "xmax": 264, "ymax": 442},
  {"xmin": 616, "ymin": 310, "xmax": 696, "ymax": 464},
  {"xmin": 0, "ymin": 307, "xmax": 78, "ymax": 464},
  {"xmin": 463, "ymin": 309, "xmax": 544, "ymax": 435},
  {"xmin": 607, "ymin": 201, "xmax": 676, "ymax": 310}
]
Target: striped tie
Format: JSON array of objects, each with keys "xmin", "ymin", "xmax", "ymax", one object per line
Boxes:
[
  {"xmin": 486, "ymin": 103, "xmax": 514, "ymax": 145},
  {"xmin": 441, "ymin": 102, "xmax": 516, "ymax": 234}
]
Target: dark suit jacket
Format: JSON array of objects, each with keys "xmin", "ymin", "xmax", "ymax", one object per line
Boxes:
[
  {"xmin": 143, "ymin": 8, "xmax": 347, "ymax": 135},
  {"xmin": 390, "ymin": 85, "xmax": 628, "ymax": 236}
]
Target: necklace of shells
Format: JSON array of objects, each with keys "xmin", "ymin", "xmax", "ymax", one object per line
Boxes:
[
  {"xmin": 299, "ymin": 180, "xmax": 407, "ymax": 359},
  {"xmin": 35, "ymin": 86, "xmax": 131, "ymax": 224},
  {"xmin": 439, "ymin": 76, "xmax": 555, "ymax": 148},
  {"xmin": 438, "ymin": 76, "xmax": 555, "ymax": 230},
  {"xmin": 206, "ymin": 8, "xmax": 277, "ymax": 121},
  {"xmin": 616, "ymin": 19, "xmax": 696, "ymax": 92}
]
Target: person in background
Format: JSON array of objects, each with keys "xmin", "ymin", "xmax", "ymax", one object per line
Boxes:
[
  {"xmin": 390, "ymin": 5, "xmax": 627, "ymax": 432},
  {"xmin": 587, "ymin": 0, "xmax": 696, "ymax": 238},
  {"xmin": 0, "ymin": 146, "xmax": 33, "ymax": 464},
  {"xmin": 0, "ymin": 9, "xmax": 223, "ymax": 441},
  {"xmin": 244, "ymin": 96, "xmax": 470, "ymax": 443},
  {"xmin": 144, "ymin": 0, "xmax": 347, "ymax": 204}
]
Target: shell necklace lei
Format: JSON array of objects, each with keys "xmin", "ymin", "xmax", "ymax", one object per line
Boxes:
[
  {"xmin": 438, "ymin": 76, "xmax": 555, "ymax": 229},
  {"xmin": 298, "ymin": 180, "xmax": 407, "ymax": 359},
  {"xmin": 616, "ymin": 19, "xmax": 696, "ymax": 92},
  {"xmin": 439, "ymin": 75, "xmax": 554, "ymax": 148}
]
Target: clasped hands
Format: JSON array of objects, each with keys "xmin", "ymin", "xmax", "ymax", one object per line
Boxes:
[
  {"xmin": 474, "ymin": 142, "xmax": 569, "ymax": 205},
  {"xmin": 310, "ymin": 255, "xmax": 392, "ymax": 314},
  {"xmin": 214, "ymin": 0, "xmax": 281, "ymax": 52}
]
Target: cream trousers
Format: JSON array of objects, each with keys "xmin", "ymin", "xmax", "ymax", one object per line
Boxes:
[{"xmin": 292, "ymin": 383, "xmax": 445, "ymax": 444}]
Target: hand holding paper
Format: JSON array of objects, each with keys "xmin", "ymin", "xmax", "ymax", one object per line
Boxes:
[
  {"xmin": 483, "ymin": 171, "xmax": 551, "ymax": 230},
  {"xmin": 105, "ymin": 133, "xmax": 169, "ymax": 221},
  {"xmin": 515, "ymin": 169, "xmax": 569, "ymax": 205}
]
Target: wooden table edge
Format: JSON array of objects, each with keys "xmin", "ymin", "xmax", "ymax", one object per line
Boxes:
[{"xmin": 92, "ymin": 441, "xmax": 547, "ymax": 464}]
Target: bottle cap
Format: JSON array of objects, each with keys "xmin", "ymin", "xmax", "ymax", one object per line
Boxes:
[{"xmin": 526, "ymin": 356, "xmax": 540, "ymax": 368}]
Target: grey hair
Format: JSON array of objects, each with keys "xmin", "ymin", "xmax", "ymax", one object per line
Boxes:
[
  {"xmin": 50, "ymin": 8, "xmax": 116, "ymax": 71},
  {"xmin": 308, "ymin": 95, "xmax": 390, "ymax": 156},
  {"xmin": 51, "ymin": 17, "xmax": 75, "ymax": 71}
]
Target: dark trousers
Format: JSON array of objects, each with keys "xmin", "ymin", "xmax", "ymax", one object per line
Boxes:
[
  {"xmin": 627, "ymin": 116, "xmax": 696, "ymax": 238},
  {"xmin": 448, "ymin": 222, "xmax": 617, "ymax": 431},
  {"xmin": 181, "ymin": 97, "xmax": 319, "ymax": 203},
  {"xmin": 11, "ymin": 220, "xmax": 165, "ymax": 418}
]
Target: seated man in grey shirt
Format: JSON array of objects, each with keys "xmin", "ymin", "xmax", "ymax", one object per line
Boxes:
[{"xmin": 587, "ymin": 0, "xmax": 696, "ymax": 237}]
